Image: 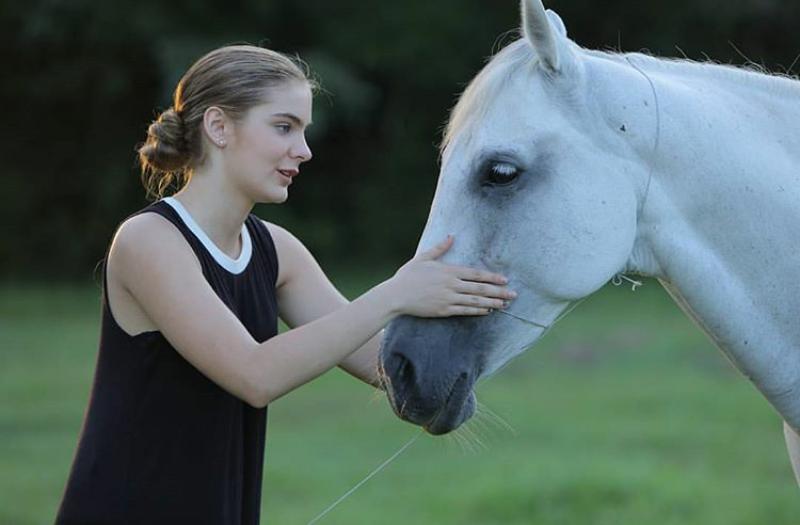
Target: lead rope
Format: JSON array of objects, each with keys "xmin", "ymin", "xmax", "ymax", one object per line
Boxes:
[
  {"xmin": 494, "ymin": 308, "xmax": 548, "ymax": 328},
  {"xmin": 306, "ymin": 297, "xmax": 589, "ymax": 524},
  {"xmin": 305, "ymin": 300, "xmax": 579, "ymax": 524},
  {"xmin": 611, "ymin": 274, "xmax": 643, "ymax": 291},
  {"xmin": 494, "ymin": 296, "xmax": 587, "ymax": 338},
  {"xmin": 611, "ymin": 55, "xmax": 662, "ymax": 290},
  {"xmin": 624, "ymin": 54, "xmax": 661, "ymax": 221},
  {"xmin": 306, "ymin": 429, "xmax": 425, "ymax": 525}
]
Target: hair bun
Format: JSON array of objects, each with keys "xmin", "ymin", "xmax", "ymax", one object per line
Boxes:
[{"xmin": 138, "ymin": 108, "xmax": 190, "ymax": 174}]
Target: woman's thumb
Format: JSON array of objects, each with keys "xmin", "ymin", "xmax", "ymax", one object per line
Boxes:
[{"xmin": 417, "ymin": 235, "xmax": 453, "ymax": 261}]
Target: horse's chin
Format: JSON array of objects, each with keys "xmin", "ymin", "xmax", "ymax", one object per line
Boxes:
[
  {"xmin": 425, "ymin": 390, "xmax": 476, "ymax": 435},
  {"xmin": 385, "ymin": 368, "xmax": 478, "ymax": 435}
]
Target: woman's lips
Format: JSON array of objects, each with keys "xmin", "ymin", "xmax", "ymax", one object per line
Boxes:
[{"xmin": 277, "ymin": 169, "xmax": 298, "ymax": 184}]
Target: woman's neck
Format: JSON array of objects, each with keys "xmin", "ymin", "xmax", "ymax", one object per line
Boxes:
[{"xmin": 172, "ymin": 169, "xmax": 254, "ymax": 258}]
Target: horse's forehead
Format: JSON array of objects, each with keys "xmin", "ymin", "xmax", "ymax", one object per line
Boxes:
[{"xmin": 457, "ymin": 77, "xmax": 567, "ymax": 152}]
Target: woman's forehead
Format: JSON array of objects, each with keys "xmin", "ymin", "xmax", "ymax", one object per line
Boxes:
[{"xmin": 251, "ymin": 83, "xmax": 313, "ymax": 123}]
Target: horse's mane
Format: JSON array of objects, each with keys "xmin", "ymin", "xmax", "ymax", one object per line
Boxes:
[
  {"xmin": 441, "ymin": 39, "xmax": 534, "ymax": 155},
  {"xmin": 441, "ymin": 37, "xmax": 800, "ymax": 155},
  {"xmin": 585, "ymin": 48, "xmax": 800, "ymax": 88}
]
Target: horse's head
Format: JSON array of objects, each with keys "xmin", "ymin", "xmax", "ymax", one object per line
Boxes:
[{"xmin": 380, "ymin": 0, "xmax": 654, "ymax": 434}]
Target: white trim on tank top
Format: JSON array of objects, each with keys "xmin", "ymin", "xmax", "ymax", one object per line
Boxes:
[{"xmin": 162, "ymin": 197, "xmax": 253, "ymax": 275}]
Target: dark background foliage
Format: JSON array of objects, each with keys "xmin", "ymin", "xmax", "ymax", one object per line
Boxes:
[{"xmin": 3, "ymin": 0, "xmax": 798, "ymax": 280}]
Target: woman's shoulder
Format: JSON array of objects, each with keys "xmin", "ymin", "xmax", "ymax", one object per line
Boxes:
[
  {"xmin": 257, "ymin": 219, "xmax": 304, "ymax": 252},
  {"xmin": 105, "ymin": 207, "xmax": 203, "ymax": 335},
  {"xmin": 115, "ymin": 208, "xmax": 186, "ymax": 251},
  {"xmin": 109, "ymin": 209, "xmax": 200, "ymax": 280}
]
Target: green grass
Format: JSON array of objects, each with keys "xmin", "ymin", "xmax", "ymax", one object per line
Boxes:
[{"xmin": 1, "ymin": 274, "xmax": 799, "ymax": 524}]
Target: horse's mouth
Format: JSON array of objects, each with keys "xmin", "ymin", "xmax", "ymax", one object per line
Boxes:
[
  {"xmin": 391, "ymin": 372, "xmax": 476, "ymax": 435},
  {"xmin": 425, "ymin": 379, "xmax": 476, "ymax": 435}
]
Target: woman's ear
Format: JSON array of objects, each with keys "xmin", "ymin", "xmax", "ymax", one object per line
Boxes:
[{"xmin": 203, "ymin": 106, "xmax": 229, "ymax": 147}]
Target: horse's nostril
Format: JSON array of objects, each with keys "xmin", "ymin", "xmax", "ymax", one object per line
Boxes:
[
  {"xmin": 398, "ymin": 357, "xmax": 414, "ymax": 384},
  {"xmin": 386, "ymin": 352, "xmax": 416, "ymax": 387}
]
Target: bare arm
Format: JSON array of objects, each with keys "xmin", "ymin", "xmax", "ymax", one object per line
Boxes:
[
  {"xmin": 110, "ymin": 213, "xmax": 513, "ymax": 408},
  {"xmin": 267, "ymin": 222, "xmax": 385, "ymax": 386}
]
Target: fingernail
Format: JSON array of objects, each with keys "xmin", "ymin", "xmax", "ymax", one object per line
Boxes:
[{"xmin": 509, "ymin": 291, "xmax": 518, "ymax": 298}]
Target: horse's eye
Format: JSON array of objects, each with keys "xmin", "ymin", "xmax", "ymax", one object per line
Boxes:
[{"xmin": 484, "ymin": 162, "xmax": 520, "ymax": 186}]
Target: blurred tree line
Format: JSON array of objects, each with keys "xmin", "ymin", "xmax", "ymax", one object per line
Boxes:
[{"xmin": 2, "ymin": 0, "xmax": 798, "ymax": 280}]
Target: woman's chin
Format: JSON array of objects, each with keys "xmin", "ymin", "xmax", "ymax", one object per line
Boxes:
[{"xmin": 256, "ymin": 188, "xmax": 289, "ymax": 204}]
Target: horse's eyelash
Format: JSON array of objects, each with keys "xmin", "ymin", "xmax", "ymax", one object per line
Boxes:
[{"xmin": 491, "ymin": 164, "xmax": 517, "ymax": 174}]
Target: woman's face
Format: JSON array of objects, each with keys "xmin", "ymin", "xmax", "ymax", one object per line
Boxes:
[{"xmin": 227, "ymin": 80, "xmax": 313, "ymax": 203}]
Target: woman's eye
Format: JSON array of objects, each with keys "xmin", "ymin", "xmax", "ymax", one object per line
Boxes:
[
  {"xmin": 484, "ymin": 162, "xmax": 519, "ymax": 186},
  {"xmin": 275, "ymin": 123, "xmax": 291, "ymax": 134}
]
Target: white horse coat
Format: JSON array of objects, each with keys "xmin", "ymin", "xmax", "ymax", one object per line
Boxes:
[{"xmin": 380, "ymin": 0, "xmax": 800, "ymax": 477}]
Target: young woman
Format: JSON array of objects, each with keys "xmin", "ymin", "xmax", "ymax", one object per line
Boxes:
[{"xmin": 55, "ymin": 45, "xmax": 515, "ymax": 524}]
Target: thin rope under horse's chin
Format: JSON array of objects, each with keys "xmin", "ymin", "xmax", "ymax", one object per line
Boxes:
[
  {"xmin": 494, "ymin": 296, "xmax": 587, "ymax": 338},
  {"xmin": 624, "ymin": 55, "xmax": 661, "ymax": 219},
  {"xmin": 610, "ymin": 55, "xmax": 663, "ymax": 290}
]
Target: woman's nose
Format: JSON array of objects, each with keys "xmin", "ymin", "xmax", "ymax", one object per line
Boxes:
[{"xmin": 291, "ymin": 136, "xmax": 313, "ymax": 162}]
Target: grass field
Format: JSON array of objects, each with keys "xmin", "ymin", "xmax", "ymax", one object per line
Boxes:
[{"xmin": 2, "ymin": 272, "xmax": 799, "ymax": 524}]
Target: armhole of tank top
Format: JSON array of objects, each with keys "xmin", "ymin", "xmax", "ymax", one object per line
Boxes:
[
  {"xmin": 100, "ymin": 219, "xmax": 133, "ymax": 339},
  {"xmin": 250, "ymin": 216, "xmax": 280, "ymax": 287},
  {"xmin": 101, "ymin": 253, "xmax": 112, "ymax": 315},
  {"xmin": 100, "ymin": 212, "xmax": 126, "ymax": 331},
  {"xmin": 101, "ymin": 206, "xmax": 187, "ymax": 340}
]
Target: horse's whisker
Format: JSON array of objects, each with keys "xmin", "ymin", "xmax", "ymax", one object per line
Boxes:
[
  {"xmin": 446, "ymin": 428, "xmax": 468, "ymax": 454},
  {"xmin": 475, "ymin": 401, "xmax": 516, "ymax": 436},
  {"xmin": 462, "ymin": 420, "xmax": 489, "ymax": 451}
]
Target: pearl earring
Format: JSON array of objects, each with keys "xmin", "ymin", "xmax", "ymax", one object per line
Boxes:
[{"xmin": 218, "ymin": 139, "xmax": 226, "ymax": 147}]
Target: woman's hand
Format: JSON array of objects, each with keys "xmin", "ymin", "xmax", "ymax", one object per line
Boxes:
[{"xmin": 383, "ymin": 236, "xmax": 517, "ymax": 317}]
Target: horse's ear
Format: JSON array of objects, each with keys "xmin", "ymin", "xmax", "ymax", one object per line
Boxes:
[
  {"xmin": 520, "ymin": 0, "xmax": 573, "ymax": 74},
  {"xmin": 545, "ymin": 10, "xmax": 567, "ymax": 38}
]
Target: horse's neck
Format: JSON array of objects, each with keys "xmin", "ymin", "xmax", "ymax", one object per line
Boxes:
[{"xmin": 628, "ymin": 58, "xmax": 800, "ymax": 425}]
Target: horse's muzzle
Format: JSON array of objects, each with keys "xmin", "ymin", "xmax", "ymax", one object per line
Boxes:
[{"xmin": 380, "ymin": 316, "xmax": 479, "ymax": 434}]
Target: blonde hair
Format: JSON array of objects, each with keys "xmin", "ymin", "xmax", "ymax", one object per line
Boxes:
[{"xmin": 137, "ymin": 45, "xmax": 315, "ymax": 199}]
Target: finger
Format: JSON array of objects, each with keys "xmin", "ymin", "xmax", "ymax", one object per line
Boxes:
[
  {"xmin": 417, "ymin": 235, "xmax": 453, "ymax": 261},
  {"xmin": 455, "ymin": 294, "xmax": 507, "ymax": 310},
  {"xmin": 445, "ymin": 305, "xmax": 493, "ymax": 317},
  {"xmin": 450, "ymin": 265, "xmax": 508, "ymax": 285},
  {"xmin": 454, "ymin": 281, "xmax": 517, "ymax": 300}
]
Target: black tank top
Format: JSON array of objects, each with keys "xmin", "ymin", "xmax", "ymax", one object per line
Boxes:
[{"xmin": 55, "ymin": 198, "xmax": 279, "ymax": 525}]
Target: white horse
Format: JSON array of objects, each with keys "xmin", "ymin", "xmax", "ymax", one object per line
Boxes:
[{"xmin": 380, "ymin": 0, "xmax": 800, "ymax": 481}]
